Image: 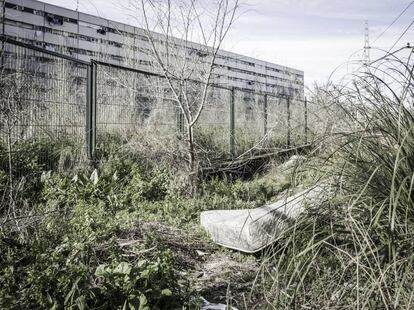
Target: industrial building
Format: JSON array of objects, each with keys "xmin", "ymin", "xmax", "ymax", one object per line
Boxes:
[{"xmin": 0, "ymin": 0, "xmax": 304, "ymax": 98}]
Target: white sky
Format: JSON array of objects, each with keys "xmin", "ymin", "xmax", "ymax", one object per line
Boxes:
[{"xmin": 42, "ymin": 0, "xmax": 414, "ymax": 87}]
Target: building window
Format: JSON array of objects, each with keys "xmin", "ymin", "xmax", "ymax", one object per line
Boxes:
[
  {"xmin": 46, "ymin": 14, "xmax": 64, "ymax": 26},
  {"xmin": 33, "ymin": 10, "xmax": 44, "ymax": 16},
  {"xmin": 97, "ymin": 28, "xmax": 107, "ymax": 35},
  {"xmin": 111, "ymin": 55, "xmax": 123, "ymax": 61},
  {"xmin": 5, "ymin": 3, "xmax": 20, "ymax": 10},
  {"xmin": 63, "ymin": 17, "xmax": 78, "ymax": 24},
  {"xmin": 266, "ymin": 66, "xmax": 282, "ymax": 73},
  {"xmin": 139, "ymin": 60, "xmax": 152, "ymax": 66},
  {"xmin": 22, "ymin": 7, "xmax": 34, "ymax": 14}
]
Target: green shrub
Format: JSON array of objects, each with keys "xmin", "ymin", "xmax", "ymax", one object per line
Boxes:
[
  {"xmin": 0, "ymin": 166, "xmax": 196, "ymax": 309},
  {"xmin": 125, "ymin": 168, "xmax": 171, "ymax": 203},
  {"xmin": 0, "ymin": 127, "xmax": 303, "ymax": 309}
]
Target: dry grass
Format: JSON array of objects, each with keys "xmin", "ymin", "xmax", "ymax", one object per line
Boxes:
[{"xmin": 254, "ymin": 51, "xmax": 414, "ymax": 309}]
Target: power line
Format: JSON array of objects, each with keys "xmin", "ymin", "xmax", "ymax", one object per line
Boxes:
[
  {"xmin": 372, "ymin": 0, "xmax": 414, "ymax": 44},
  {"xmin": 386, "ymin": 18, "xmax": 414, "ymax": 54},
  {"xmin": 370, "ymin": 45, "xmax": 411, "ymax": 66}
]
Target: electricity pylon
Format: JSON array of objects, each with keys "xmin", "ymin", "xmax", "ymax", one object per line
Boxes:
[{"xmin": 363, "ymin": 20, "xmax": 371, "ymax": 67}]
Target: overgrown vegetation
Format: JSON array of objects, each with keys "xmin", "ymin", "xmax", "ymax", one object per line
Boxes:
[
  {"xmin": 256, "ymin": 55, "xmax": 414, "ymax": 308},
  {"xmin": 1, "ymin": 45, "xmax": 412, "ymax": 310},
  {"xmin": 0, "ymin": 132, "xmax": 298, "ymax": 309}
]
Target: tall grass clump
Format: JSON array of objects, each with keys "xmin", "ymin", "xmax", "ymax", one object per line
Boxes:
[{"xmin": 257, "ymin": 52, "xmax": 414, "ymax": 308}]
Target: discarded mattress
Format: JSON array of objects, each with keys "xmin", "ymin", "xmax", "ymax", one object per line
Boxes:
[
  {"xmin": 200, "ymin": 185, "xmax": 324, "ymax": 253},
  {"xmin": 200, "ymin": 297, "xmax": 238, "ymax": 310}
]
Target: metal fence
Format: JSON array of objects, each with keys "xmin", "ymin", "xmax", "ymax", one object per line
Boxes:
[
  {"xmin": 92, "ymin": 60, "xmax": 309, "ymax": 157},
  {"xmin": 0, "ymin": 35, "xmax": 309, "ymax": 177},
  {"xmin": 0, "ymin": 37, "xmax": 88, "ymax": 177}
]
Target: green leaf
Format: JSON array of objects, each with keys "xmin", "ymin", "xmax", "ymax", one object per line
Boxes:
[
  {"xmin": 90, "ymin": 169, "xmax": 99, "ymax": 185},
  {"xmin": 161, "ymin": 288, "xmax": 172, "ymax": 296},
  {"xmin": 75, "ymin": 296, "xmax": 87, "ymax": 310},
  {"xmin": 114, "ymin": 262, "xmax": 132, "ymax": 275},
  {"xmin": 64, "ymin": 276, "xmax": 81, "ymax": 305},
  {"xmin": 122, "ymin": 300, "xmax": 128, "ymax": 310},
  {"xmin": 137, "ymin": 260, "xmax": 146, "ymax": 268},
  {"xmin": 138, "ymin": 294, "xmax": 149, "ymax": 310},
  {"xmin": 95, "ymin": 264, "xmax": 109, "ymax": 277}
]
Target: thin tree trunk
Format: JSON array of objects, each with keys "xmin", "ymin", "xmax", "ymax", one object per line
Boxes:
[
  {"xmin": 186, "ymin": 123, "xmax": 200, "ymax": 192},
  {"xmin": 6, "ymin": 116, "xmax": 15, "ymax": 219},
  {"xmin": 187, "ymin": 124, "xmax": 195, "ymax": 171}
]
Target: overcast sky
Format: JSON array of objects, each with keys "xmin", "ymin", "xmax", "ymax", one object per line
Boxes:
[{"xmin": 42, "ymin": 0, "xmax": 414, "ymax": 86}]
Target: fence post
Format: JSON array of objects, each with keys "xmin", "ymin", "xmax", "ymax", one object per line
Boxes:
[
  {"xmin": 304, "ymin": 96, "xmax": 308, "ymax": 144},
  {"xmin": 263, "ymin": 94, "xmax": 268, "ymax": 136},
  {"xmin": 287, "ymin": 96, "xmax": 291, "ymax": 146},
  {"xmin": 86, "ymin": 60, "xmax": 97, "ymax": 160},
  {"xmin": 229, "ymin": 87, "xmax": 235, "ymax": 157}
]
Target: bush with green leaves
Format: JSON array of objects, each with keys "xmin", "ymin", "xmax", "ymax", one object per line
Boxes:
[
  {"xmin": 3, "ymin": 139, "xmax": 298, "ymax": 309},
  {"xmin": 1, "ymin": 120, "xmax": 310, "ymax": 309},
  {"xmin": 0, "ymin": 162, "xmax": 199, "ymax": 309}
]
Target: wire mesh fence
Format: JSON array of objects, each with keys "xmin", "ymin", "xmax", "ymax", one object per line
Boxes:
[
  {"xmin": 194, "ymin": 86, "xmax": 232, "ymax": 155},
  {"xmin": 1, "ymin": 36, "xmax": 309, "ymax": 179},
  {"xmin": 0, "ymin": 39, "xmax": 88, "ymax": 178},
  {"xmin": 96, "ymin": 64, "xmax": 177, "ymax": 136},
  {"xmin": 233, "ymin": 90, "xmax": 265, "ymax": 153}
]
